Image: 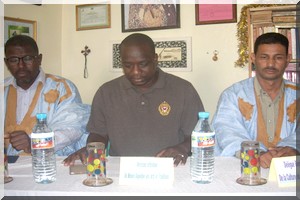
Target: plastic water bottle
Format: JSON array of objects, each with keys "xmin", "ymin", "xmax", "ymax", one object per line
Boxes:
[
  {"xmin": 31, "ymin": 113, "xmax": 56, "ymax": 184},
  {"xmin": 190, "ymin": 112, "xmax": 215, "ymax": 184}
]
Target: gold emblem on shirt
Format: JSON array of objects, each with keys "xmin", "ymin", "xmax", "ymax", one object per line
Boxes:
[{"xmin": 158, "ymin": 101, "xmax": 171, "ymax": 116}]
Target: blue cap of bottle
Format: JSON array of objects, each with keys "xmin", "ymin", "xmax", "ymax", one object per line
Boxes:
[
  {"xmin": 36, "ymin": 113, "xmax": 47, "ymax": 120},
  {"xmin": 198, "ymin": 112, "xmax": 209, "ymax": 119}
]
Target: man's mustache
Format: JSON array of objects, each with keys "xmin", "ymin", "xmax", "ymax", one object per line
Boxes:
[{"xmin": 264, "ymin": 67, "xmax": 278, "ymax": 71}]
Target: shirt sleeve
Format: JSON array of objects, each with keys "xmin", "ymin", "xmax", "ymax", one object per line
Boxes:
[
  {"xmin": 46, "ymin": 79, "xmax": 91, "ymax": 155},
  {"xmin": 212, "ymin": 90, "xmax": 256, "ymax": 156},
  {"xmin": 50, "ymin": 103, "xmax": 91, "ymax": 152},
  {"xmin": 181, "ymin": 83, "xmax": 205, "ymax": 137},
  {"xmin": 86, "ymin": 86, "xmax": 107, "ymax": 137}
]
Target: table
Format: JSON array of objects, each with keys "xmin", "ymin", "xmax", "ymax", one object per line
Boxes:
[{"xmin": 4, "ymin": 156, "xmax": 296, "ymax": 196}]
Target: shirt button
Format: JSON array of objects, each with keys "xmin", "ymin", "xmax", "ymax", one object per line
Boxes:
[
  {"xmin": 141, "ymin": 102, "xmax": 145, "ymax": 105},
  {"xmin": 269, "ymin": 136, "xmax": 273, "ymax": 141}
]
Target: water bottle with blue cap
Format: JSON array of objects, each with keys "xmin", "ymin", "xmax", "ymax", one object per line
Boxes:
[
  {"xmin": 31, "ymin": 113, "xmax": 56, "ymax": 183},
  {"xmin": 190, "ymin": 112, "xmax": 215, "ymax": 184}
]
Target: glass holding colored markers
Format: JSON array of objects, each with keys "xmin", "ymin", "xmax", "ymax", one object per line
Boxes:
[
  {"xmin": 236, "ymin": 141, "xmax": 267, "ymax": 186},
  {"xmin": 82, "ymin": 142, "xmax": 113, "ymax": 187}
]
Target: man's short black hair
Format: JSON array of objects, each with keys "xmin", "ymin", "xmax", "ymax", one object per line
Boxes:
[
  {"xmin": 119, "ymin": 33, "xmax": 156, "ymax": 55},
  {"xmin": 254, "ymin": 32, "xmax": 289, "ymax": 55},
  {"xmin": 5, "ymin": 35, "xmax": 39, "ymax": 55}
]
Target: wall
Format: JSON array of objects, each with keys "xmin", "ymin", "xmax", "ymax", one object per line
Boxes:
[
  {"xmin": 4, "ymin": 4, "xmax": 62, "ymax": 76},
  {"xmin": 4, "ymin": 4, "xmax": 249, "ymax": 117}
]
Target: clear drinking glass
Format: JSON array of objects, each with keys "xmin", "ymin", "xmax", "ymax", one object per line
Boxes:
[
  {"xmin": 236, "ymin": 141, "xmax": 267, "ymax": 186},
  {"xmin": 4, "ymin": 149, "xmax": 13, "ymax": 184},
  {"xmin": 82, "ymin": 142, "xmax": 113, "ymax": 187}
]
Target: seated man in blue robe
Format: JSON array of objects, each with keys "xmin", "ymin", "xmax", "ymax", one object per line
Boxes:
[
  {"xmin": 212, "ymin": 32, "xmax": 299, "ymax": 168},
  {"xmin": 4, "ymin": 35, "xmax": 90, "ymax": 156}
]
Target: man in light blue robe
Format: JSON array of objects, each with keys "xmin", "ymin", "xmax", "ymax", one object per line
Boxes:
[
  {"xmin": 4, "ymin": 35, "xmax": 90, "ymax": 156},
  {"xmin": 212, "ymin": 32, "xmax": 299, "ymax": 168}
]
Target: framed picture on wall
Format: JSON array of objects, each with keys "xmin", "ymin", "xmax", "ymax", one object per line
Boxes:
[
  {"xmin": 110, "ymin": 37, "xmax": 192, "ymax": 72},
  {"xmin": 4, "ymin": 17, "xmax": 37, "ymax": 43},
  {"xmin": 195, "ymin": 3, "xmax": 237, "ymax": 25},
  {"xmin": 76, "ymin": 4, "xmax": 111, "ymax": 31},
  {"xmin": 121, "ymin": 2, "xmax": 180, "ymax": 32}
]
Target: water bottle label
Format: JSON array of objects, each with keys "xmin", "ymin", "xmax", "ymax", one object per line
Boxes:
[
  {"xmin": 191, "ymin": 131, "xmax": 215, "ymax": 148},
  {"xmin": 31, "ymin": 132, "xmax": 55, "ymax": 149}
]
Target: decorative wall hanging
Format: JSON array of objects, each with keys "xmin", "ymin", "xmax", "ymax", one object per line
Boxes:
[
  {"xmin": 110, "ymin": 37, "xmax": 192, "ymax": 72},
  {"xmin": 212, "ymin": 50, "xmax": 219, "ymax": 61}
]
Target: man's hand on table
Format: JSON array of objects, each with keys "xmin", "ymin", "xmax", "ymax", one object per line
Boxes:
[
  {"xmin": 260, "ymin": 146, "xmax": 298, "ymax": 168},
  {"xmin": 63, "ymin": 147, "xmax": 87, "ymax": 166},
  {"xmin": 156, "ymin": 145, "xmax": 189, "ymax": 167}
]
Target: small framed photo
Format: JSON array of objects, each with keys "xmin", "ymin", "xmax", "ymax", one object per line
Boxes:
[
  {"xmin": 110, "ymin": 37, "xmax": 192, "ymax": 72},
  {"xmin": 121, "ymin": 3, "xmax": 180, "ymax": 32},
  {"xmin": 195, "ymin": 3, "xmax": 237, "ymax": 25},
  {"xmin": 4, "ymin": 17, "xmax": 37, "ymax": 43},
  {"xmin": 76, "ymin": 4, "xmax": 111, "ymax": 31}
]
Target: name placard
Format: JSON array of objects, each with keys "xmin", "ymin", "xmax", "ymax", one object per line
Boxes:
[
  {"xmin": 119, "ymin": 157, "xmax": 174, "ymax": 186},
  {"xmin": 268, "ymin": 156, "xmax": 299, "ymax": 187}
]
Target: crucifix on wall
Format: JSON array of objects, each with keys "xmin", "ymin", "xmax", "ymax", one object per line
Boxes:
[{"xmin": 81, "ymin": 45, "xmax": 91, "ymax": 79}]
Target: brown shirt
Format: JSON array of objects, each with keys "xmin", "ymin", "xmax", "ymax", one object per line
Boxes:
[
  {"xmin": 87, "ymin": 69, "xmax": 204, "ymax": 156},
  {"xmin": 254, "ymin": 77, "xmax": 284, "ymax": 142}
]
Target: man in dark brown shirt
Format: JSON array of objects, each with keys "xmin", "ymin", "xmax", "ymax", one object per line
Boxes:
[{"xmin": 64, "ymin": 33, "xmax": 204, "ymax": 167}]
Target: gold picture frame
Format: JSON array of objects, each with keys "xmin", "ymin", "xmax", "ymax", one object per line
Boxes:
[
  {"xmin": 4, "ymin": 17, "xmax": 37, "ymax": 43},
  {"xmin": 76, "ymin": 4, "xmax": 111, "ymax": 31}
]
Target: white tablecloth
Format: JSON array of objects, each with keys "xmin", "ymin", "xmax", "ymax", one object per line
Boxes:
[{"xmin": 4, "ymin": 156, "xmax": 296, "ymax": 196}]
